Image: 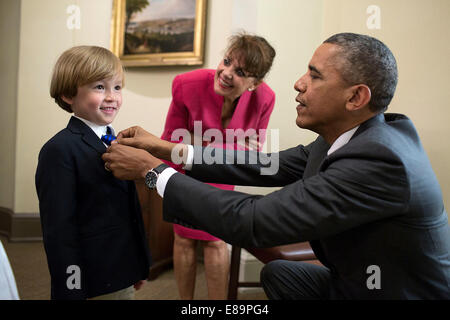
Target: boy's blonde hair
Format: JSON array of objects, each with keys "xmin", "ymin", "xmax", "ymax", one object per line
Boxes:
[{"xmin": 50, "ymin": 46, "xmax": 124, "ymax": 113}]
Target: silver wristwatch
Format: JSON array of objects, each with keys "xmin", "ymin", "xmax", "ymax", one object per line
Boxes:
[{"xmin": 144, "ymin": 163, "xmax": 169, "ymax": 189}]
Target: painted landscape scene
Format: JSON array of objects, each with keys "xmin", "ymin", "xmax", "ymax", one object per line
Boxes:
[{"xmin": 124, "ymin": 0, "xmax": 196, "ymax": 54}]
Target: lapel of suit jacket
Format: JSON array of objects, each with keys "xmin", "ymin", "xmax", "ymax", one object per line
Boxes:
[
  {"xmin": 302, "ymin": 136, "xmax": 331, "ymax": 268},
  {"xmin": 67, "ymin": 116, "xmax": 107, "ymax": 154},
  {"xmin": 306, "ymin": 114, "xmax": 386, "ymax": 271},
  {"xmin": 67, "ymin": 116, "xmax": 130, "ymax": 194},
  {"xmin": 304, "ymin": 113, "xmax": 385, "ymax": 177},
  {"xmin": 303, "ymin": 136, "xmax": 330, "ymax": 178}
]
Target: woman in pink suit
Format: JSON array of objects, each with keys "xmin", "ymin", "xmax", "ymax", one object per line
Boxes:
[{"xmin": 161, "ymin": 33, "xmax": 276, "ymax": 299}]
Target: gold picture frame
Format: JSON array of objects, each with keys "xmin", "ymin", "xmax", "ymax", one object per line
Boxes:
[{"xmin": 110, "ymin": 0, "xmax": 207, "ymax": 67}]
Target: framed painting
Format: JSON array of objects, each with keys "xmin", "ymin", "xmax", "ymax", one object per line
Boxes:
[{"xmin": 110, "ymin": 0, "xmax": 207, "ymax": 67}]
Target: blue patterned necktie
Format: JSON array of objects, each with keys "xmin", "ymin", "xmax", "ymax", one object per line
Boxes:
[{"xmin": 101, "ymin": 126, "xmax": 116, "ymax": 146}]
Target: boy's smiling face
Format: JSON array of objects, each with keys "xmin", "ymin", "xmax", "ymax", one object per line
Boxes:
[{"xmin": 63, "ymin": 74, "xmax": 123, "ymax": 126}]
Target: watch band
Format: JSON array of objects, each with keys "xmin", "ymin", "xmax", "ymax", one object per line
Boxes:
[{"xmin": 152, "ymin": 163, "xmax": 170, "ymax": 174}]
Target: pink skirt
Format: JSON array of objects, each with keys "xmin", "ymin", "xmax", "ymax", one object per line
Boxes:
[{"xmin": 173, "ymin": 182, "xmax": 234, "ymax": 241}]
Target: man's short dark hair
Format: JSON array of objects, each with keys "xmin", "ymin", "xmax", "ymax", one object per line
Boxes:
[{"xmin": 324, "ymin": 33, "xmax": 398, "ymax": 113}]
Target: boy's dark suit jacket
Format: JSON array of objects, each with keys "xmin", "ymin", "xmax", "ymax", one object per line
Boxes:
[
  {"xmin": 162, "ymin": 113, "xmax": 450, "ymax": 299},
  {"xmin": 36, "ymin": 116, "xmax": 151, "ymax": 299}
]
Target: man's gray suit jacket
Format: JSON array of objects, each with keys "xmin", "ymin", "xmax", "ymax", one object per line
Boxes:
[{"xmin": 162, "ymin": 113, "xmax": 450, "ymax": 299}]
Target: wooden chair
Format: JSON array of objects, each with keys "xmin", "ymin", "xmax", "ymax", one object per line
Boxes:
[{"xmin": 227, "ymin": 242, "xmax": 320, "ymax": 299}]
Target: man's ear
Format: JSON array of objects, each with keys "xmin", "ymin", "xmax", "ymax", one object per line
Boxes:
[
  {"xmin": 61, "ymin": 95, "xmax": 73, "ymax": 106},
  {"xmin": 345, "ymin": 84, "xmax": 371, "ymax": 111}
]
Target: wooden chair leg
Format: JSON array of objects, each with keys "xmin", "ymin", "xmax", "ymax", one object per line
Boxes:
[
  {"xmin": 227, "ymin": 246, "xmax": 241, "ymax": 300},
  {"xmin": 227, "ymin": 242, "xmax": 319, "ymax": 300}
]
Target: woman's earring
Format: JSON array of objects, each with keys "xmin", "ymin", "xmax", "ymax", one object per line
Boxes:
[{"xmin": 248, "ymin": 87, "xmax": 255, "ymax": 92}]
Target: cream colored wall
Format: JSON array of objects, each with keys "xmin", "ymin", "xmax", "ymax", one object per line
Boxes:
[
  {"xmin": 256, "ymin": 0, "xmax": 323, "ymax": 150},
  {"xmin": 233, "ymin": 0, "xmax": 323, "ymax": 196},
  {"xmin": 4, "ymin": 0, "xmax": 450, "ymax": 214},
  {"xmin": 0, "ymin": 0, "xmax": 20, "ymax": 210}
]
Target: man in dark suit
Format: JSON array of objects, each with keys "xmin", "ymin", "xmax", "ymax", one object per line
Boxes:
[{"xmin": 103, "ymin": 33, "xmax": 450, "ymax": 299}]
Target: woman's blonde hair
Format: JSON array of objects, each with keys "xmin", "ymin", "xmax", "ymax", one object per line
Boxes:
[{"xmin": 50, "ymin": 46, "xmax": 124, "ymax": 112}]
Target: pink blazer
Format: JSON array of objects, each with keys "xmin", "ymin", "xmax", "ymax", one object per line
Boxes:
[
  {"xmin": 162, "ymin": 68, "xmax": 275, "ymax": 172},
  {"xmin": 161, "ymin": 69, "xmax": 275, "ymax": 240}
]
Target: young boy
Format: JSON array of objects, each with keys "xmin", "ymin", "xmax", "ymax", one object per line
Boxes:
[{"xmin": 35, "ymin": 46, "xmax": 151, "ymax": 300}]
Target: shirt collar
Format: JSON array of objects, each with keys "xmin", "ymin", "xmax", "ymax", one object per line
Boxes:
[
  {"xmin": 73, "ymin": 115, "xmax": 115, "ymax": 140},
  {"xmin": 327, "ymin": 125, "xmax": 359, "ymax": 156}
]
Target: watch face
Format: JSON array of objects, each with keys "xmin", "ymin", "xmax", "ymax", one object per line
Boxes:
[{"xmin": 145, "ymin": 170, "xmax": 158, "ymax": 189}]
